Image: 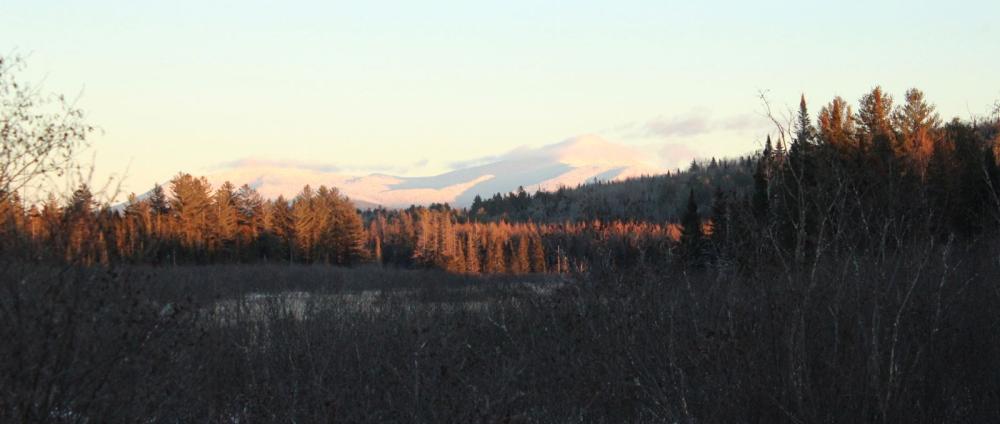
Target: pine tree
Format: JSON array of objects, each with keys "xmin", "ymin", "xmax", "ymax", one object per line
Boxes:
[
  {"xmin": 818, "ymin": 96, "xmax": 855, "ymax": 151},
  {"xmin": 291, "ymin": 185, "xmax": 316, "ymax": 263},
  {"xmin": 512, "ymin": 235, "xmax": 530, "ymax": 274},
  {"xmin": 169, "ymin": 173, "xmax": 213, "ymax": 252},
  {"xmin": 484, "ymin": 227, "xmax": 507, "ymax": 273},
  {"xmin": 235, "ymin": 184, "xmax": 266, "ymax": 249},
  {"xmin": 270, "ymin": 195, "xmax": 295, "ymax": 262},
  {"xmin": 332, "ymin": 192, "xmax": 367, "ymax": 265},
  {"xmin": 212, "ymin": 181, "xmax": 239, "ymax": 258},
  {"xmin": 789, "ymin": 94, "xmax": 816, "ymax": 161},
  {"xmin": 752, "ymin": 152, "xmax": 770, "ymax": 222},
  {"xmin": 413, "ymin": 208, "xmax": 436, "ymax": 267},
  {"xmin": 950, "ymin": 120, "xmax": 990, "ymax": 236},
  {"xmin": 65, "ymin": 184, "xmax": 96, "ymax": 264},
  {"xmin": 464, "ymin": 230, "xmax": 480, "ymax": 273},
  {"xmin": 679, "ymin": 189, "xmax": 704, "ymax": 265},
  {"xmin": 892, "ymin": 88, "xmax": 941, "ymax": 169},
  {"xmin": 710, "ymin": 186, "xmax": 730, "ymax": 247},
  {"xmin": 149, "ymin": 184, "xmax": 169, "ymax": 215},
  {"xmin": 858, "ymin": 86, "xmax": 896, "ymax": 151},
  {"xmin": 529, "ymin": 232, "xmax": 546, "ymax": 273}
]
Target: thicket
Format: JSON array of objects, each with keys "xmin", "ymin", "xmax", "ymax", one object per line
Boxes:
[{"xmin": 4, "ymin": 53, "xmax": 1000, "ymax": 421}]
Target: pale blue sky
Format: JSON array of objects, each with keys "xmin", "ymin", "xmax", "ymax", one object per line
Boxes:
[{"xmin": 3, "ymin": 0, "xmax": 998, "ymax": 195}]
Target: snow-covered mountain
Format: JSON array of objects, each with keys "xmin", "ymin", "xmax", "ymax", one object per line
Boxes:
[{"xmin": 201, "ymin": 135, "xmax": 663, "ymax": 208}]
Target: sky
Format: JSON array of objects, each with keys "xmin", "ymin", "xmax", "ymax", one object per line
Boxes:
[{"xmin": 3, "ymin": 0, "xmax": 999, "ymax": 196}]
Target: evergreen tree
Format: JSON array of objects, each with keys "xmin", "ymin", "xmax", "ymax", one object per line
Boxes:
[
  {"xmin": 752, "ymin": 150, "xmax": 770, "ymax": 221},
  {"xmin": 679, "ymin": 189, "xmax": 704, "ymax": 265},
  {"xmin": 892, "ymin": 88, "xmax": 941, "ymax": 169},
  {"xmin": 818, "ymin": 96, "xmax": 855, "ymax": 151},
  {"xmin": 529, "ymin": 233, "xmax": 546, "ymax": 273},
  {"xmin": 858, "ymin": 86, "xmax": 896, "ymax": 150},
  {"xmin": 212, "ymin": 181, "xmax": 239, "ymax": 257},
  {"xmin": 233, "ymin": 184, "xmax": 265, "ymax": 259},
  {"xmin": 512, "ymin": 235, "xmax": 530, "ymax": 274},
  {"xmin": 65, "ymin": 184, "xmax": 96, "ymax": 264},
  {"xmin": 710, "ymin": 186, "xmax": 730, "ymax": 248},
  {"xmin": 291, "ymin": 185, "xmax": 316, "ymax": 262},
  {"xmin": 332, "ymin": 192, "xmax": 367, "ymax": 265},
  {"xmin": 169, "ymin": 174, "xmax": 213, "ymax": 252},
  {"xmin": 464, "ymin": 230, "xmax": 480, "ymax": 273},
  {"xmin": 149, "ymin": 184, "xmax": 169, "ymax": 215},
  {"xmin": 269, "ymin": 195, "xmax": 295, "ymax": 262}
]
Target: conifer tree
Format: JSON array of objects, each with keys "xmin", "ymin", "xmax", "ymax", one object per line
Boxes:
[
  {"xmin": 169, "ymin": 174, "xmax": 213, "ymax": 252},
  {"xmin": 818, "ymin": 96, "xmax": 855, "ymax": 151},
  {"xmin": 679, "ymin": 189, "xmax": 704, "ymax": 264},
  {"xmin": 858, "ymin": 86, "xmax": 896, "ymax": 151},
  {"xmin": 512, "ymin": 235, "xmax": 530, "ymax": 274},
  {"xmin": 269, "ymin": 195, "xmax": 295, "ymax": 262},
  {"xmin": 710, "ymin": 186, "xmax": 730, "ymax": 248},
  {"xmin": 464, "ymin": 230, "xmax": 480, "ymax": 273},
  {"xmin": 484, "ymin": 227, "xmax": 507, "ymax": 273},
  {"xmin": 212, "ymin": 181, "xmax": 239, "ymax": 257},
  {"xmin": 332, "ymin": 191, "xmax": 367, "ymax": 265},
  {"xmin": 235, "ymin": 184, "xmax": 265, "ymax": 243},
  {"xmin": 529, "ymin": 233, "xmax": 546, "ymax": 273},
  {"xmin": 291, "ymin": 185, "xmax": 316, "ymax": 262},
  {"xmin": 893, "ymin": 88, "xmax": 941, "ymax": 169},
  {"xmin": 752, "ymin": 149, "xmax": 770, "ymax": 221},
  {"xmin": 65, "ymin": 184, "xmax": 96, "ymax": 264}
]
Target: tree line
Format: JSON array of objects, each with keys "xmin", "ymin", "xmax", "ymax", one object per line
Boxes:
[
  {"xmin": 1, "ymin": 86, "xmax": 998, "ymax": 275},
  {"xmin": 0, "ymin": 174, "xmax": 367, "ymax": 266},
  {"xmin": 0, "ymin": 177, "xmax": 680, "ymax": 273},
  {"xmin": 684, "ymin": 87, "xmax": 1000, "ymax": 271}
]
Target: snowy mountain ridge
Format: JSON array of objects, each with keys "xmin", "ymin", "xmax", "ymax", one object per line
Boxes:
[{"xmin": 198, "ymin": 135, "xmax": 664, "ymax": 208}]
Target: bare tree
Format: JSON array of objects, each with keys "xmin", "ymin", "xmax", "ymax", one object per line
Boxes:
[{"xmin": 0, "ymin": 55, "xmax": 93, "ymax": 202}]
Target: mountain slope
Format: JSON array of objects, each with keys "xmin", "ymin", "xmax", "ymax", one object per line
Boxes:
[{"xmin": 201, "ymin": 135, "xmax": 664, "ymax": 208}]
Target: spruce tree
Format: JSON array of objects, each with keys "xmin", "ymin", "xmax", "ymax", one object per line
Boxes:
[
  {"xmin": 752, "ymin": 154, "xmax": 769, "ymax": 221},
  {"xmin": 710, "ymin": 186, "xmax": 730, "ymax": 248},
  {"xmin": 679, "ymin": 189, "xmax": 704, "ymax": 265}
]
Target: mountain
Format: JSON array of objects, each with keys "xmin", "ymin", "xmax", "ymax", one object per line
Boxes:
[{"xmin": 200, "ymin": 135, "xmax": 664, "ymax": 208}]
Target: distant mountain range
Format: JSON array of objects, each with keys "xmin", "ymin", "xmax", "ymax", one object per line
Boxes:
[{"xmin": 196, "ymin": 135, "xmax": 665, "ymax": 208}]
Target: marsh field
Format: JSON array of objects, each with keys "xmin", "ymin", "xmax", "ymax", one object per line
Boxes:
[{"xmin": 4, "ymin": 249, "xmax": 1000, "ymax": 423}]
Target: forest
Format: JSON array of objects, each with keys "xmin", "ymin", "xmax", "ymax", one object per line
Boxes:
[
  {"xmin": 3, "ymin": 87, "xmax": 998, "ymax": 274},
  {"xmin": 3, "ymin": 49, "xmax": 1000, "ymax": 422}
]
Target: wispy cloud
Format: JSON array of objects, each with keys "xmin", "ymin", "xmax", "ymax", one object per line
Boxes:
[
  {"xmin": 657, "ymin": 143, "xmax": 700, "ymax": 169},
  {"xmin": 446, "ymin": 145, "xmax": 535, "ymax": 169},
  {"xmin": 212, "ymin": 158, "xmax": 342, "ymax": 173},
  {"xmin": 645, "ymin": 115, "xmax": 712, "ymax": 138},
  {"xmin": 610, "ymin": 111, "xmax": 771, "ymax": 140},
  {"xmin": 358, "ymin": 158, "xmax": 432, "ymax": 175},
  {"xmin": 212, "ymin": 157, "xmax": 433, "ymax": 177}
]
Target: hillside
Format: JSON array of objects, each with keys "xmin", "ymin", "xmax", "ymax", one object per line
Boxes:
[{"xmin": 200, "ymin": 135, "xmax": 664, "ymax": 208}]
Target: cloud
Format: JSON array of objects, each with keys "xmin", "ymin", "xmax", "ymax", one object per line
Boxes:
[
  {"xmin": 717, "ymin": 113, "xmax": 771, "ymax": 131},
  {"xmin": 212, "ymin": 157, "xmax": 434, "ymax": 176},
  {"xmin": 447, "ymin": 145, "xmax": 534, "ymax": 169},
  {"xmin": 644, "ymin": 115, "xmax": 712, "ymax": 138},
  {"xmin": 212, "ymin": 158, "xmax": 341, "ymax": 173},
  {"xmin": 611, "ymin": 111, "xmax": 771, "ymax": 140},
  {"xmin": 357, "ymin": 158, "xmax": 431, "ymax": 175},
  {"xmin": 658, "ymin": 143, "xmax": 700, "ymax": 169}
]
